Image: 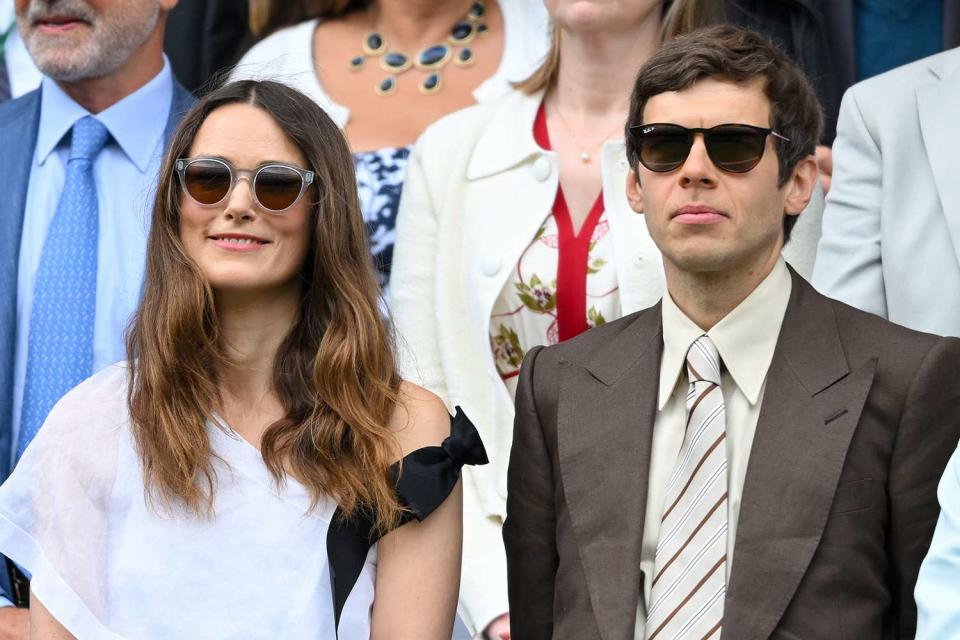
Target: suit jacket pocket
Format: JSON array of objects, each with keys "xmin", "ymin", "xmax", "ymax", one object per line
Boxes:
[{"xmin": 829, "ymin": 478, "xmax": 873, "ymax": 515}]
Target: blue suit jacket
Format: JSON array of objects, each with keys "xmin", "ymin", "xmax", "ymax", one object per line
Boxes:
[{"xmin": 0, "ymin": 81, "xmax": 194, "ymax": 485}]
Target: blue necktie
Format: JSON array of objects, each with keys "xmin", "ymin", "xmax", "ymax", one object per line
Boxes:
[{"xmin": 18, "ymin": 116, "xmax": 109, "ymax": 460}]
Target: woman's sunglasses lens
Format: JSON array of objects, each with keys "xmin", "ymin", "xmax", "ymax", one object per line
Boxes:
[
  {"xmin": 639, "ymin": 127, "xmax": 690, "ymax": 172},
  {"xmin": 183, "ymin": 160, "xmax": 232, "ymax": 205},
  {"xmin": 708, "ymin": 127, "xmax": 766, "ymax": 173},
  {"xmin": 255, "ymin": 166, "xmax": 304, "ymax": 211}
]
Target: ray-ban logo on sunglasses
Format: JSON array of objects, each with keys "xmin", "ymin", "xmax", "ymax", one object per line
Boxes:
[{"xmin": 642, "ymin": 126, "xmax": 655, "ymax": 134}]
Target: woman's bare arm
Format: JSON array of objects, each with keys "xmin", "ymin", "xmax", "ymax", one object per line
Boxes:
[{"xmin": 370, "ymin": 384, "xmax": 462, "ymax": 640}]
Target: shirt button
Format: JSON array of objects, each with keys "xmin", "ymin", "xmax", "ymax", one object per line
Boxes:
[
  {"xmin": 481, "ymin": 253, "xmax": 502, "ymax": 277},
  {"xmin": 531, "ymin": 156, "xmax": 551, "ymax": 182}
]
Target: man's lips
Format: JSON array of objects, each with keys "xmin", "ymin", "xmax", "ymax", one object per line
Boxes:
[
  {"xmin": 671, "ymin": 205, "xmax": 728, "ymax": 225},
  {"xmin": 34, "ymin": 16, "xmax": 89, "ymax": 34}
]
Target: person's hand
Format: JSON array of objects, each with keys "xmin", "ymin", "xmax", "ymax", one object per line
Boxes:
[
  {"xmin": 0, "ymin": 607, "xmax": 29, "ymax": 640},
  {"xmin": 815, "ymin": 144, "xmax": 833, "ymax": 195},
  {"xmin": 483, "ymin": 612, "xmax": 510, "ymax": 640}
]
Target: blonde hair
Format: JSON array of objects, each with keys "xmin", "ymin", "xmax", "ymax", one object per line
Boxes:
[{"xmin": 515, "ymin": 0, "xmax": 719, "ymax": 95}]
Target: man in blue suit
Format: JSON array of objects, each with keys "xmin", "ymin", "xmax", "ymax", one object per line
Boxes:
[{"xmin": 0, "ymin": 1, "xmax": 194, "ymax": 634}]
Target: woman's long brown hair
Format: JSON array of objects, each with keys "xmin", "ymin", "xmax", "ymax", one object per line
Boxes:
[{"xmin": 127, "ymin": 80, "xmax": 404, "ymax": 533}]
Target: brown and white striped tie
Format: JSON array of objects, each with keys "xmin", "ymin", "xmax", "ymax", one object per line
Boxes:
[{"xmin": 646, "ymin": 335, "xmax": 727, "ymax": 640}]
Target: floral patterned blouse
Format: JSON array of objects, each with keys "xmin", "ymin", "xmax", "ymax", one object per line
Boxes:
[{"xmin": 489, "ymin": 104, "xmax": 622, "ymax": 398}]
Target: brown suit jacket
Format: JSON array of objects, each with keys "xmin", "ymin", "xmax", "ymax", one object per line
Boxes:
[{"xmin": 503, "ymin": 271, "xmax": 960, "ymax": 640}]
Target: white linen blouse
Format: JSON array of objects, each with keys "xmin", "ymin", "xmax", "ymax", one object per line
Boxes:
[{"xmin": 0, "ymin": 364, "xmax": 376, "ymax": 639}]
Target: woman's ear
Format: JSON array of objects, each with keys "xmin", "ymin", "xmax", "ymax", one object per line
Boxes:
[{"xmin": 626, "ymin": 168, "xmax": 644, "ymax": 214}]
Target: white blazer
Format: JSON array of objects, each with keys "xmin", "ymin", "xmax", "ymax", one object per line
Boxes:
[
  {"xmin": 391, "ymin": 87, "xmax": 821, "ymax": 632},
  {"xmin": 813, "ymin": 48, "xmax": 960, "ymax": 336}
]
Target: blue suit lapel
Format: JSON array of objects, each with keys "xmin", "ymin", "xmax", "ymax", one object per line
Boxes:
[
  {"xmin": 0, "ymin": 88, "xmax": 41, "ymax": 483},
  {"xmin": 165, "ymin": 80, "xmax": 195, "ymax": 148}
]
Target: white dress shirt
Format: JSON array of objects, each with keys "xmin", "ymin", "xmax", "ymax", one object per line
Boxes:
[
  {"xmin": 916, "ymin": 443, "xmax": 960, "ymax": 639},
  {"xmin": 634, "ymin": 258, "xmax": 792, "ymax": 639},
  {"xmin": 11, "ymin": 61, "xmax": 173, "ymax": 465}
]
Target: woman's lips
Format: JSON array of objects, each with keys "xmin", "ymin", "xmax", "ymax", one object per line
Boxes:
[{"xmin": 209, "ymin": 235, "xmax": 270, "ymax": 253}]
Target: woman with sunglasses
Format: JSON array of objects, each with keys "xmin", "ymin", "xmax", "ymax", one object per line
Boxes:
[
  {"xmin": 231, "ymin": 0, "xmax": 550, "ymax": 299},
  {"xmin": 389, "ymin": 2, "xmax": 821, "ymax": 638},
  {"xmin": 0, "ymin": 80, "xmax": 486, "ymax": 639}
]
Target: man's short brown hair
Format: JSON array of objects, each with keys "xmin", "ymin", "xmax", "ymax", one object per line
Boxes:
[{"xmin": 624, "ymin": 25, "xmax": 824, "ymax": 239}]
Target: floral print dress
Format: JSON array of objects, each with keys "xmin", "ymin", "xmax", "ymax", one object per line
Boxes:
[{"xmin": 489, "ymin": 104, "xmax": 622, "ymax": 398}]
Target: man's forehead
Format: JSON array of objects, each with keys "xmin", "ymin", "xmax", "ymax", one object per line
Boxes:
[{"xmin": 642, "ymin": 76, "xmax": 771, "ymax": 126}]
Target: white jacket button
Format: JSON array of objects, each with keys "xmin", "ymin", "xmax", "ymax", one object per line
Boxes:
[
  {"xmin": 531, "ymin": 156, "xmax": 551, "ymax": 181},
  {"xmin": 481, "ymin": 253, "xmax": 502, "ymax": 276}
]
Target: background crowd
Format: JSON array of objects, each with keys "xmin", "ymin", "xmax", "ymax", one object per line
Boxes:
[{"xmin": 1, "ymin": 0, "xmax": 960, "ymax": 639}]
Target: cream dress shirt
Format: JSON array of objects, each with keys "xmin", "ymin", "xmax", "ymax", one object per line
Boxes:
[{"xmin": 634, "ymin": 258, "xmax": 792, "ymax": 639}]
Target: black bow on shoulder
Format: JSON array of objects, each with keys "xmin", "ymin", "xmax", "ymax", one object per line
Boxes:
[
  {"xmin": 327, "ymin": 407, "xmax": 488, "ymax": 632},
  {"xmin": 393, "ymin": 406, "xmax": 489, "ymax": 523}
]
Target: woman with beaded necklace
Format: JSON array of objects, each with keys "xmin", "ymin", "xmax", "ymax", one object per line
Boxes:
[
  {"xmin": 233, "ymin": 0, "xmax": 550, "ymax": 299},
  {"xmin": 390, "ymin": 1, "xmax": 822, "ymax": 638}
]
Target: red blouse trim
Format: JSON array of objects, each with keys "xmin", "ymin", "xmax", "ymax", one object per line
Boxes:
[{"xmin": 533, "ymin": 102, "xmax": 606, "ymax": 341}]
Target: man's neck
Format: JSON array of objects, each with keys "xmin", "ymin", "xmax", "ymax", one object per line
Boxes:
[
  {"xmin": 549, "ymin": 12, "xmax": 661, "ymax": 119},
  {"xmin": 55, "ymin": 24, "xmax": 166, "ymax": 114},
  {"xmin": 665, "ymin": 248, "xmax": 782, "ymax": 331}
]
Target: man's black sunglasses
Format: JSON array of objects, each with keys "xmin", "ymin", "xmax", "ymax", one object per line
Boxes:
[{"xmin": 627, "ymin": 123, "xmax": 790, "ymax": 174}]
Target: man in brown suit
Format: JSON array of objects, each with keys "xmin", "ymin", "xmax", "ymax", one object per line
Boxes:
[{"xmin": 503, "ymin": 25, "xmax": 960, "ymax": 640}]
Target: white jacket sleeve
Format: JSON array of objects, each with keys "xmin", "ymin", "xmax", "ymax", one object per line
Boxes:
[
  {"xmin": 391, "ymin": 141, "xmax": 449, "ymax": 401},
  {"xmin": 811, "ymin": 87, "xmax": 888, "ymax": 317},
  {"xmin": 392, "ymin": 136, "xmax": 510, "ymax": 636},
  {"xmin": 458, "ymin": 465, "xmax": 510, "ymax": 635}
]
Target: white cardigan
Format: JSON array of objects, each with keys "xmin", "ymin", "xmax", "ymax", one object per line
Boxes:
[{"xmin": 391, "ymin": 88, "xmax": 822, "ymax": 633}]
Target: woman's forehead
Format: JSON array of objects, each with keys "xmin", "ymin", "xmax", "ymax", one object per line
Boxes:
[{"xmin": 190, "ymin": 103, "xmax": 307, "ymax": 168}]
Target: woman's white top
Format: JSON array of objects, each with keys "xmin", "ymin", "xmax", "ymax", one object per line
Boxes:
[
  {"xmin": 230, "ymin": 2, "xmax": 551, "ymax": 129},
  {"xmin": 0, "ymin": 364, "xmax": 376, "ymax": 639}
]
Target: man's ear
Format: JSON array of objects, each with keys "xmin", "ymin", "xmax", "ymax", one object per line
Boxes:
[
  {"xmin": 783, "ymin": 154, "xmax": 818, "ymax": 216},
  {"xmin": 626, "ymin": 168, "xmax": 644, "ymax": 214}
]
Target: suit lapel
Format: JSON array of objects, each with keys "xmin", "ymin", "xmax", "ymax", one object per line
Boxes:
[
  {"xmin": 558, "ymin": 306, "xmax": 662, "ymax": 640},
  {"xmin": 918, "ymin": 54, "xmax": 960, "ymax": 272},
  {"xmin": 0, "ymin": 89, "xmax": 41, "ymax": 482},
  {"xmin": 723, "ymin": 273, "xmax": 876, "ymax": 640}
]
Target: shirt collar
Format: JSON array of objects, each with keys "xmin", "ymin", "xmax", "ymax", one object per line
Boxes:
[
  {"xmin": 658, "ymin": 257, "xmax": 792, "ymax": 409},
  {"xmin": 35, "ymin": 56, "xmax": 174, "ymax": 172}
]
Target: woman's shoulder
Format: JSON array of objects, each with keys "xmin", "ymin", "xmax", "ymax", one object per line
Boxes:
[
  {"xmin": 390, "ymin": 382, "xmax": 451, "ymax": 458},
  {"xmin": 236, "ymin": 19, "xmax": 318, "ymax": 65},
  {"xmin": 232, "ymin": 19, "xmax": 319, "ymax": 84},
  {"xmin": 414, "ymin": 87, "xmax": 539, "ymax": 162},
  {"xmin": 50, "ymin": 363, "xmax": 129, "ymax": 418},
  {"xmin": 499, "ymin": 0, "xmax": 551, "ymax": 72}
]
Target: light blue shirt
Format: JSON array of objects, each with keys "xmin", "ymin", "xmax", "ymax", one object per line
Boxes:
[
  {"xmin": 916, "ymin": 444, "xmax": 960, "ymax": 638},
  {"xmin": 11, "ymin": 61, "xmax": 173, "ymax": 467}
]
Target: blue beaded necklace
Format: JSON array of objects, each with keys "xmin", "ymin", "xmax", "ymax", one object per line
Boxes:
[{"xmin": 349, "ymin": 1, "xmax": 488, "ymax": 96}]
